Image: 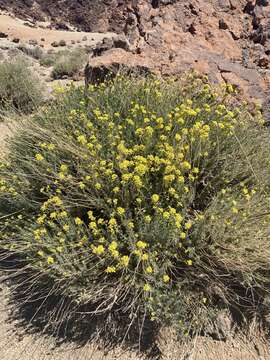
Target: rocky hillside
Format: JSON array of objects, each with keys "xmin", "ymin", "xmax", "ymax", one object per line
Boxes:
[{"xmin": 1, "ymin": 0, "xmax": 270, "ymax": 115}]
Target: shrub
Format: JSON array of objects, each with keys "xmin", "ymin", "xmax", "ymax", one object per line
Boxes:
[
  {"xmin": 18, "ymin": 44, "xmax": 44, "ymax": 60},
  {"xmin": 39, "ymin": 53, "xmax": 56, "ymax": 67},
  {"xmin": 51, "ymin": 49, "xmax": 87, "ymax": 79},
  {"xmin": 0, "ymin": 74, "xmax": 269, "ymax": 341},
  {"xmin": 0, "ymin": 57, "xmax": 44, "ymax": 114},
  {"xmin": 58, "ymin": 39, "xmax": 67, "ymax": 47},
  {"xmin": 39, "ymin": 49, "xmax": 70, "ymax": 68}
]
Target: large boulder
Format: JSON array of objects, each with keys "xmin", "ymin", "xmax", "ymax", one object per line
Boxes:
[{"xmin": 85, "ymin": 48, "xmax": 155, "ymax": 87}]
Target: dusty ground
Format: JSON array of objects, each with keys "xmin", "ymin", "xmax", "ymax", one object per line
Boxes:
[
  {"xmin": 0, "ymin": 275, "xmax": 269, "ymax": 360},
  {"xmin": 0, "ymin": 13, "xmax": 113, "ymax": 49}
]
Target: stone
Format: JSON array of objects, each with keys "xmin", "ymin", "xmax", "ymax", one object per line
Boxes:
[
  {"xmin": 258, "ymin": 56, "xmax": 270, "ymax": 67},
  {"xmin": 85, "ymin": 48, "xmax": 155, "ymax": 87},
  {"xmin": 113, "ymin": 35, "xmax": 130, "ymax": 51},
  {"xmin": 0, "ymin": 32, "xmax": 8, "ymax": 38},
  {"xmin": 28, "ymin": 39, "xmax": 38, "ymax": 45},
  {"xmin": 256, "ymin": 0, "xmax": 270, "ymax": 6},
  {"xmin": 58, "ymin": 40, "xmax": 66, "ymax": 47}
]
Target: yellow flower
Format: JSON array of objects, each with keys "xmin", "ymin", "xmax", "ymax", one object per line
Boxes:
[
  {"xmin": 151, "ymin": 194, "xmax": 160, "ymax": 203},
  {"xmin": 143, "ymin": 284, "xmax": 151, "ymax": 292},
  {"xmin": 47, "ymin": 143, "xmax": 55, "ymax": 151},
  {"xmin": 109, "ymin": 241, "xmax": 118, "ymax": 252},
  {"xmin": 75, "ymin": 217, "xmax": 83, "ymax": 225},
  {"xmin": 109, "ymin": 218, "xmax": 117, "ymax": 227},
  {"xmin": 163, "ymin": 274, "xmax": 170, "ymax": 283},
  {"xmin": 63, "ymin": 224, "xmax": 70, "ymax": 232},
  {"xmin": 186, "ymin": 259, "xmax": 193, "ymax": 266},
  {"xmin": 180, "ymin": 232, "xmax": 186, "ymax": 239},
  {"xmin": 136, "ymin": 241, "xmax": 147, "ymax": 249},
  {"xmin": 36, "ymin": 215, "xmax": 46, "ymax": 224},
  {"xmin": 184, "ymin": 221, "xmax": 192, "ymax": 230},
  {"xmin": 178, "ymin": 176, "xmax": 185, "ymax": 184},
  {"xmin": 120, "ymin": 255, "xmax": 130, "ymax": 267},
  {"xmin": 35, "ymin": 153, "xmax": 44, "ymax": 161},
  {"xmin": 133, "ymin": 175, "xmax": 143, "ymax": 188},
  {"xmin": 145, "ymin": 215, "xmax": 152, "ymax": 223},
  {"xmin": 60, "ymin": 164, "xmax": 68, "ymax": 172},
  {"xmin": 89, "ymin": 221, "xmax": 97, "ymax": 230},
  {"xmin": 163, "ymin": 211, "xmax": 170, "ymax": 220},
  {"xmin": 105, "ymin": 266, "xmax": 116, "ymax": 273},
  {"xmin": 141, "ymin": 253, "xmax": 149, "ymax": 261},
  {"xmin": 117, "ymin": 207, "xmax": 125, "ymax": 216},
  {"xmin": 59, "ymin": 172, "xmax": 66, "ymax": 180},
  {"xmin": 50, "ymin": 212, "xmax": 57, "ymax": 219},
  {"xmin": 181, "ymin": 161, "xmax": 191, "ymax": 171},
  {"xmin": 127, "ymin": 221, "xmax": 134, "ymax": 229},
  {"xmin": 79, "ymin": 182, "xmax": 86, "ymax": 190},
  {"xmin": 111, "ymin": 249, "xmax": 119, "ymax": 258},
  {"xmin": 146, "ymin": 266, "xmax": 153, "ymax": 274},
  {"xmin": 37, "ymin": 250, "xmax": 44, "ymax": 257},
  {"xmin": 77, "ymin": 135, "xmax": 87, "ymax": 145},
  {"xmin": 232, "ymin": 207, "xmax": 238, "ymax": 214},
  {"xmin": 135, "ymin": 164, "xmax": 148, "ymax": 175},
  {"xmin": 92, "ymin": 245, "xmax": 105, "ymax": 255},
  {"xmin": 51, "ymin": 196, "xmax": 63, "ymax": 206},
  {"xmin": 47, "ymin": 256, "xmax": 55, "ymax": 265}
]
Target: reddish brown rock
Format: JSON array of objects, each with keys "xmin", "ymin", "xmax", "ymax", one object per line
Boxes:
[
  {"xmin": 1, "ymin": 0, "xmax": 270, "ymax": 111},
  {"xmin": 85, "ymin": 48, "xmax": 156, "ymax": 87}
]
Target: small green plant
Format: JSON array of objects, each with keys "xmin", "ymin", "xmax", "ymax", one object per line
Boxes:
[
  {"xmin": 39, "ymin": 53, "xmax": 56, "ymax": 67},
  {"xmin": 39, "ymin": 49, "xmax": 68, "ymax": 68},
  {"xmin": 0, "ymin": 57, "xmax": 44, "ymax": 114},
  {"xmin": 0, "ymin": 74, "xmax": 269, "ymax": 342},
  {"xmin": 51, "ymin": 49, "xmax": 87, "ymax": 79}
]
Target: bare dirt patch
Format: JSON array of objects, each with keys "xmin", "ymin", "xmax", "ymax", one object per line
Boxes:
[{"xmin": 0, "ymin": 13, "xmax": 114, "ymax": 50}]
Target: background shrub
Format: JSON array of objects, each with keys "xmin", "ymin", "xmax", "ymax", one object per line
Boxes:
[
  {"xmin": 0, "ymin": 74, "xmax": 269, "ymax": 341},
  {"xmin": 18, "ymin": 44, "xmax": 44, "ymax": 60},
  {"xmin": 0, "ymin": 57, "xmax": 44, "ymax": 114},
  {"xmin": 51, "ymin": 48, "xmax": 87, "ymax": 79}
]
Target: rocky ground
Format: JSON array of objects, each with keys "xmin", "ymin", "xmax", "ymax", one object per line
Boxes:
[
  {"xmin": 1, "ymin": 1, "xmax": 270, "ymax": 114},
  {"xmin": 0, "ymin": 12, "xmax": 115, "ymax": 95}
]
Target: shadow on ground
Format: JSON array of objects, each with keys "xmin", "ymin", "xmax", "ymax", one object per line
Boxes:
[{"xmin": 0, "ymin": 253, "xmax": 162, "ymax": 359}]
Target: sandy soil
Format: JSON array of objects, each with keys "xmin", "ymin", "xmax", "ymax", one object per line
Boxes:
[
  {"xmin": 0, "ymin": 13, "xmax": 114, "ymax": 49},
  {"xmin": 0, "ymin": 282, "xmax": 269, "ymax": 360}
]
